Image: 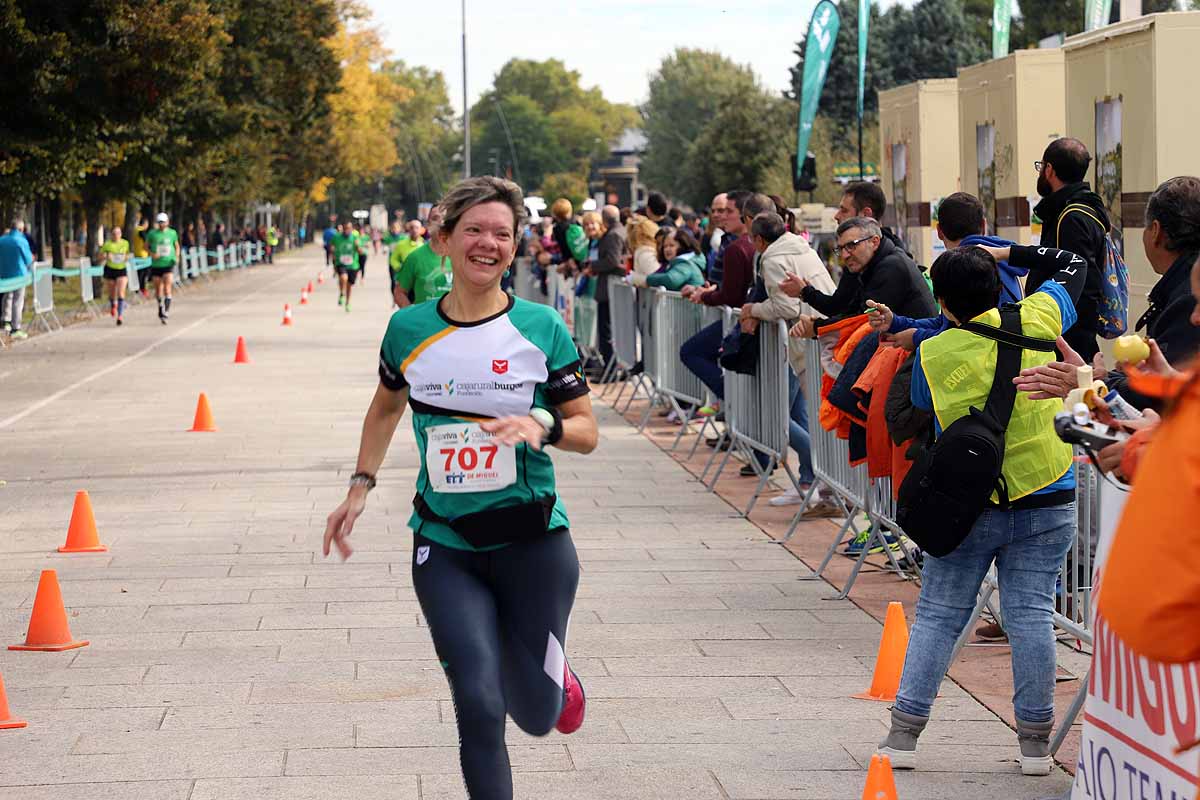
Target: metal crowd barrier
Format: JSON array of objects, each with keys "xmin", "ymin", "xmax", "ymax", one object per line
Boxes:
[
  {"xmin": 511, "ymin": 256, "xmax": 547, "ymax": 304},
  {"xmin": 778, "ymin": 336, "xmax": 918, "ymax": 598},
  {"xmin": 601, "ymin": 278, "xmax": 638, "ymax": 404},
  {"xmin": 702, "ymin": 315, "xmax": 798, "ymax": 516},
  {"xmin": 573, "ymin": 294, "xmax": 601, "ymax": 370},
  {"xmin": 31, "ymin": 263, "xmax": 61, "ymax": 332},
  {"xmin": 637, "ymin": 290, "xmax": 714, "ymax": 451}
]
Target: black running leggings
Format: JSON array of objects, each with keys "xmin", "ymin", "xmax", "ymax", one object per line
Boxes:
[{"xmin": 411, "ymin": 530, "xmax": 580, "ymax": 800}]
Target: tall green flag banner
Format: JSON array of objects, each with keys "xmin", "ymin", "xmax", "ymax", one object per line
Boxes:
[
  {"xmin": 1085, "ymin": 0, "xmax": 1112, "ymax": 30},
  {"xmin": 795, "ymin": 0, "xmax": 841, "ymax": 177},
  {"xmin": 858, "ymin": 0, "xmax": 870, "ymax": 121},
  {"xmin": 992, "ymin": 0, "xmax": 1012, "ymax": 59}
]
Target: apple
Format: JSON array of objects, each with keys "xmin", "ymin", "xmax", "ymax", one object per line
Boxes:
[{"xmin": 1112, "ymin": 335, "xmax": 1150, "ymax": 365}]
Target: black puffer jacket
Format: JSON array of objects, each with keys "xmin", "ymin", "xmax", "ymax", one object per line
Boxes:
[
  {"xmin": 802, "ymin": 237, "xmax": 937, "ymax": 321},
  {"xmin": 885, "ymin": 352, "xmax": 932, "ymax": 455}
]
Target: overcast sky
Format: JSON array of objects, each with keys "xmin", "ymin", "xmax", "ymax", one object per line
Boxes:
[{"xmin": 365, "ymin": 0, "xmax": 820, "ymax": 117}]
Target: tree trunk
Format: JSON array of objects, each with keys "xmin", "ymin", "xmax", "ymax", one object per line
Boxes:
[
  {"xmin": 123, "ymin": 200, "xmax": 139, "ymax": 242},
  {"xmin": 84, "ymin": 191, "xmax": 103, "ymax": 263},
  {"xmin": 48, "ymin": 196, "xmax": 64, "ymax": 268}
]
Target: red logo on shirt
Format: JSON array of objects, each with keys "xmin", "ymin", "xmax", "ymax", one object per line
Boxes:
[{"xmin": 491, "ymin": 359, "xmax": 509, "ymax": 375}]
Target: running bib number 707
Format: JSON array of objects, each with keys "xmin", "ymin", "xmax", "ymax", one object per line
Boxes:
[{"xmin": 425, "ymin": 423, "xmax": 516, "ymax": 493}]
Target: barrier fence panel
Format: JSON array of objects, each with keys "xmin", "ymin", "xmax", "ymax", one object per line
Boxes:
[
  {"xmin": 78, "ymin": 257, "xmax": 97, "ymax": 314},
  {"xmin": 30, "ymin": 263, "xmax": 61, "ymax": 332},
  {"xmin": 703, "ymin": 317, "xmax": 796, "ymax": 515},
  {"xmin": 512, "ymin": 256, "xmax": 547, "ymax": 304},
  {"xmin": 573, "ymin": 295, "xmax": 600, "ymax": 369},
  {"xmin": 648, "ymin": 290, "xmax": 712, "ymax": 451},
  {"xmin": 604, "ymin": 278, "xmax": 650, "ymax": 410},
  {"xmin": 126, "ymin": 259, "xmax": 144, "ymax": 293}
]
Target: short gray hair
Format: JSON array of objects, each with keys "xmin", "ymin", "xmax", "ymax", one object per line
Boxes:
[
  {"xmin": 836, "ymin": 216, "xmax": 882, "ymax": 240},
  {"xmin": 439, "ymin": 176, "xmax": 528, "ymax": 236},
  {"xmin": 601, "ymin": 204, "xmax": 620, "ymax": 228},
  {"xmin": 750, "ymin": 212, "xmax": 786, "ymax": 244}
]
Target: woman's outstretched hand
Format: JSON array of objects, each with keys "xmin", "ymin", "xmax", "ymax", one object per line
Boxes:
[{"xmin": 324, "ymin": 488, "xmax": 367, "ymax": 560}]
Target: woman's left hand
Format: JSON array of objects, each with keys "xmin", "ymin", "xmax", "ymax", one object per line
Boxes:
[{"xmin": 479, "ymin": 415, "xmax": 547, "ymax": 451}]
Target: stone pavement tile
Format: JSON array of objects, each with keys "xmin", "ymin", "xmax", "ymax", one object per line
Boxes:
[
  {"xmin": 0, "ymin": 605, "xmax": 147, "ymax": 634},
  {"xmin": 566, "ymin": 740, "xmax": 860, "ymax": 771},
  {"xmin": 277, "ymin": 640, "xmax": 437, "ymax": 662},
  {"xmin": 55, "ymin": 587, "xmax": 254, "ymax": 606},
  {"xmin": 696, "ymin": 638, "xmax": 879, "ymax": 658},
  {"xmin": 580, "ymin": 697, "xmax": 733, "ymax": 721},
  {"xmin": 419, "ymin": 767, "xmax": 726, "ymax": 800},
  {"xmin": 259, "ymin": 612, "xmax": 422, "ymax": 630},
  {"xmin": 0, "ymin": 750, "xmax": 284, "ymax": 785},
  {"xmin": 144, "ymin": 660, "xmax": 354, "ymax": 684},
  {"xmin": 324, "ymin": 600, "xmax": 427, "ymax": 615},
  {"xmin": 348, "ymin": 628, "xmax": 445, "ymax": 646},
  {"xmin": 618, "ymin": 718, "xmax": 887, "ymax": 745},
  {"xmin": 356, "ymin": 717, "xmax": 629, "ymax": 748},
  {"xmin": 713, "ymin": 767, "xmax": 1071, "ymax": 799},
  {"xmin": 568, "ymin": 622, "xmax": 770, "ymax": 641},
  {"xmin": 72, "ymin": 724, "xmax": 355, "ymax": 754},
  {"xmin": 759, "ymin": 619, "xmax": 890, "ymax": 640},
  {"xmin": 249, "ymin": 586, "xmax": 399, "ymax": 603},
  {"xmin": 248, "ymin": 675, "xmax": 450, "ymax": 704},
  {"xmin": 55, "ymin": 682, "xmax": 251, "ymax": 709},
  {"xmin": 841, "ymin": 740, "xmax": 1035, "ymax": 773},
  {"xmin": 181, "ymin": 629, "xmax": 349, "ymax": 649},
  {"xmin": 3, "ymin": 684, "xmax": 66, "ymax": 709},
  {"xmin": 191, "ymin": 775, "xmax": 419, "ymax": 800},
  {"xmin": 574, "ymin": 595, "xmax": 729, "ymax": 612},
  {"xmin": 1, "ymin": 781, "xmax": 193, "ymax": 800},
  {"xmin": 74, "ymin": 645, "xmax": 279, "ymax": 668},
  {"xmin": 601, "ymin": 655, "xmax": 867, "ymax": 678},
  {"xmin": 580, "ymin": 676, "xmax": 791, "ymax": 700},
  {"xmin": 591, "ymin": 608, "xmax": 830, "ymax": 625},
  {"xmin": 160, "ymin": 575, "xmax": 305, "ymax": 591},
  {"xmin": 0, "ymin": 666, "xmax": 147, "ymax": 688},
  {"xmin": 664, "ymin": 570, "xmax": 826, "ymax": 584},
  {"xmin": 283, "ymin": 744, "xmax": 569, "ymax": 775},
  {"xmin": 161, "ymin": 699, "xmax": 439, "ymax": 730},
  {"xmin": 562, "ymin": 638, "xmax": 700, "ymax": 657}
]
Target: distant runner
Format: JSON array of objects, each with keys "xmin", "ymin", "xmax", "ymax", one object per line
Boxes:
[
  {"xmin": 97, "ymin": 226, "xmax": 130, "ymax": 326},
  {"xmin": 144, "ymin": 213, "xmax": 180, "ymax": 324}
]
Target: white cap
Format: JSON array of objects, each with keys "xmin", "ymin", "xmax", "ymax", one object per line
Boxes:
[{"xmin": 155, "ymin": 212, "xmax": 169, "ymax": 223}]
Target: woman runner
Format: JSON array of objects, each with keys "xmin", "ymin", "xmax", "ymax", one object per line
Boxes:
[
  {"xmin": 324, "ymin": 177, "xmax": 597, "ymax": 800},
  {"xmin": 97, "ymin": 226, "xmax": 130, "ymax": 325}
]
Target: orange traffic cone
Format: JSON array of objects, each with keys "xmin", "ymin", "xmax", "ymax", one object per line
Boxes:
[
  {"xmin": 299, "ymin": 288, "xmax": 309, "ymax": 306},
  {"xmin": 281, "ymin": 304, "xmax": 293, "ymax": 326},
  {"xmin": 58, "ymin": 491, "xmax": 106, "ymax": 553},
  {"xmin": 233, "ymin": 336, "xmax": 251, "ymax": 364},
  {"xmin": 861, "ymin": 754, "xmax": 898, "ymax": 800},
  {"xmin": 0, "ymin": 671, "xmax": 27, "ymax": 729},
  {"xmin": 9, "ymin": 570, "xmax": 88, "ymax": 652},
  {"xmin": 306, "ymin": 281, "xmax": 314, "ymax": 293},
  {"xmin": 853, "ymin": 601, "xmax": 910, "ymax": 702},
  {"xmin": 189, "ymin": 393, "xmax": 217, "ymax": 433}
]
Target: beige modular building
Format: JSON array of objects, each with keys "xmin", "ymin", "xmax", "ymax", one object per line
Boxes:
[
  {"xmin": 878, "ymin": 78, "xmax": 960, "ymax": 267},
  {"xmin": 957, "ymin": 49, "xmax": 1066, "ymax": 246},
  {"xmin": 1063, "ymin": 11, "xmax": 1200, "ymax": 329}
]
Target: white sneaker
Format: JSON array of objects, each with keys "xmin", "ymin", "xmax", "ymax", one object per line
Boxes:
[{"xmin": 769, "ymin": 487, "xmax": 808, "ymax": 507}]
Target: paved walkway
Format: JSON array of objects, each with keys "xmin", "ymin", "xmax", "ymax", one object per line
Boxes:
[{"xmin": 0, "ymin": 247, "xmax": 1072, "ymax": 799}]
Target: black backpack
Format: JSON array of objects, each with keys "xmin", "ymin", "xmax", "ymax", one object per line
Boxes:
[{"xmin": 896, "ymin": 306, "xmax": 1057, "ymax": 557}]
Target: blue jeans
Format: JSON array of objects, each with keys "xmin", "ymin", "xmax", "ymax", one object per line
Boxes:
[
  {"xmin": 788, "ymin": 371, "xmax": 814, "ymax": 485},
  {"xmin": 680, "ymin": 319, "xmax": 724, "ymax": 401},
  {"xmin": 895, "ymin": 503, "xmax": 1075, "ymax": 723}
]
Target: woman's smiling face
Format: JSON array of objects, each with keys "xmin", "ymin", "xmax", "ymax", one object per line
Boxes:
[{"xmin": 440, "ymin": 202, "xmax": 517, "ymax": 291}]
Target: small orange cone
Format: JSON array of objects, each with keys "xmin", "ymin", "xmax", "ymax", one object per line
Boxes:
[
  {"xmin": 299, "ymin": 288, "xmax": 309, "ymax": 306},
  {"xmin": 0, "ymin": 671, "xmax": 27, "ymax": 729},
  {"xmin": 189, "ymin": 393, "xmax": 217, "ymax": 433},
  {"xmin": 233, "ymin": 336, "xmax": 251, "ymax": 364},
  {"xmin": 861, "ymin": 754, "xmax": 898, "ymax": 800},
  {"xmin": 58, "ymin": 491, "xmax": 106, "ymax": 553},
  {"xmin": 853, "ymin": 601, "xmax": 910, "ymax": 702},
  {"xmin": 306, "ymin": 281, "xmax": 314, "ymax": 293},
  {"xmin": 281, "ymin": 304, "xmax": 293, "ymax": 326},
  {"xmin": 9, "ymin": 570, "xmax": 88, "ymax": 652}
]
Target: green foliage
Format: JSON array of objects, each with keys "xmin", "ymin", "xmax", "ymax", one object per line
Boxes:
[
  {"xmin": 640, "ymin": 48, "xmax": 761, "ymax": 202},
  {"xmin": 539, "ymin": 173, "xmax": 589, "ymax": 210},
  {"xmin": 469, "ymin": 57, "xmax": 634, "ymax": 199}
]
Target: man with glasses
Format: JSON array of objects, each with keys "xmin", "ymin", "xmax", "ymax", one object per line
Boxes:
[
  {"xmin": 1031, "ymin": 137, "xmax": 1110, "ymax": 362},
  {"xmin": 785, "ymin": 217, "xmax": 936, "ymax": 337},
  {"xmin": 836, "ymin": 181, "xmax": 913, "ymax": 260}
]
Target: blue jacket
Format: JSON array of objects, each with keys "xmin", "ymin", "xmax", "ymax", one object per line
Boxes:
[
  {"xmin": 0, "ymin": 229, "xmax": 33, "ymax": 280},
  {"xmin": 889, "ymin": 235, "xmax": 1024, "ymax": 347}
]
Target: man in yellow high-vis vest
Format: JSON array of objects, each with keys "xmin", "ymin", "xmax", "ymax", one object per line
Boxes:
[{"xmin": 869, "ymin": 241, "xmax": 1088, "ymax": 777}]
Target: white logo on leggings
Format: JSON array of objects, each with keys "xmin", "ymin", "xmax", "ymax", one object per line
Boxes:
[{"xmin": 416, "ymin": 546, "xmax": 430, "ymax": 565}]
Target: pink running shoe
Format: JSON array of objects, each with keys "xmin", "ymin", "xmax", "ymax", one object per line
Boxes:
[{"xmin": 555, "ymin": 665, "xmax": 586, "ymax": 734}]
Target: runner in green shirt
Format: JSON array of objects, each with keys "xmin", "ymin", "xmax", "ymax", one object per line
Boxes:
[
  {"xmin": 98, "ymin": 227, "xmax": 131, "ymax": 326},
  {"xmin": 144, "ymin": 213, "xmax": 180, "ymax": 324},
  {"xmin": 389, "ymin": 219, "xmax": 426, "ymax": 305},
  {"xmin": 331, "ymin": 224, "xmax": 361, "ymax": 311},
  {"xmin": 353, "ymin": 222, "xmax": 369, "ymax": 280},
  {"xmin": 394, "ymin": 241, "xmax": 454, "ymax": 308}
]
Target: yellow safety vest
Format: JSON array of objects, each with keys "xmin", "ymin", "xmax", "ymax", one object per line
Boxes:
[{"xmin": 918, "ymin": 293, "xmax": 1073, "ymax": 502}]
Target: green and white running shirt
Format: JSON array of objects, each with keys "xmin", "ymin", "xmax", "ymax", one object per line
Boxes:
[{"xmin": 378, "ymin": 295, "xmax": 590, "ymax": 550}]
